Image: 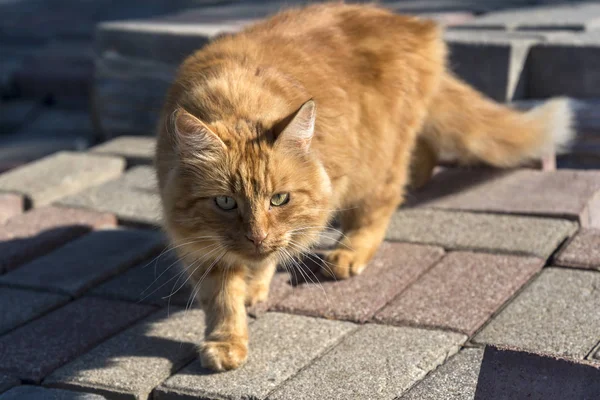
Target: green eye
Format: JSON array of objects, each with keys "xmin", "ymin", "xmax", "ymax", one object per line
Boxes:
[
  {"xmin": 270, "ymin": 193, "xmax": 290, "ymax": 207},
  {"xmin": 215, "ymin": 196, "xmax": 237, "ymax": 211}
]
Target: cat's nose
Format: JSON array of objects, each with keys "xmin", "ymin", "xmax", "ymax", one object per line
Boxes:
[{"xmin": 246, "ymin": 231, "xmax": 268, "ymax": 246}]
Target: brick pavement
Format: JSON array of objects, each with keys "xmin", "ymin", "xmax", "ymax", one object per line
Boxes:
[{"xmin": 1, "ymin": 1, "xmax": 600, "ymax": 399}]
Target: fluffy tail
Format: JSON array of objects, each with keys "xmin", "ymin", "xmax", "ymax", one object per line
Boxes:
[{"xmin": 420, "ymin": 73, "xmax": 574, "ymax": 168}]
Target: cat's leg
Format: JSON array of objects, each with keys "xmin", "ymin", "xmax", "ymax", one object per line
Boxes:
[
  {"xmin": 245, "ymin": 260, "xmax": 277, "ymax": 307},
  {"xmin": 196, "ymin": 264, "xmax": 249, "ymax": 371}
]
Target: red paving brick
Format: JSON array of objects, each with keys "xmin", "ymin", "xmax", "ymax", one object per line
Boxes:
[
  {"xmin": 0, "ymin": 194, "xmax": 23, "ymax": 225},
  {"xmin": 555, "ymin": 228, "xmax": 600, "ymax": 270},
  {"xmin": 274, "ymin": 242, "xmax": 444, "ymax": 323},
  {"xmin": 0, "ymin": 297, "xmax": 155, "ymax": 383},
  {"xmin": 405, "ymin": 169, "xmax": 600, "ymax": 227},
  {"xmin": 375, "ymin": 252, "xmax": 544, "ymax": 335},
  {"xmin": 0, "ymin": 207, "xmax": 116, "ymax": 273}
]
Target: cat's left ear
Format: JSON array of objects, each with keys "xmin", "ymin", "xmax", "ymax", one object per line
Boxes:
[{"xmin": 273, "ymin": 99, "xmax": 316, "ymax": 153}]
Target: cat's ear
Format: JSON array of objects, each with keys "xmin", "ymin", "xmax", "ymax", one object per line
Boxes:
[
  {"xmin": 273, "ymin": 99, "xmax": 316, "ymax": 153},
  {"xmin": 172, "ymin": 109, "xmax": 226, "ymax": 160}
]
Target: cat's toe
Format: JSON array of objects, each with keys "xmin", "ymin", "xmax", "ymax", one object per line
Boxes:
[
  {"xmin": 325, "ymin": 249, "xmax": 366, "ymax": 280},
  {"xmin": 200, "ymin": 339, "xmax": 248, "ymax": 371}
]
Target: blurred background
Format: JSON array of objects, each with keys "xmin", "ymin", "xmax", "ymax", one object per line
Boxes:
[{"xmin": 1, "ymin": 0, "xmax": 598, "ymax": 172}]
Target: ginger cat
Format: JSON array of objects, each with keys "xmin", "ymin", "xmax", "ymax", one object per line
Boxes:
[{"xmin": 155, "ymin": 3, "xmax": 572, "ymax": 371}]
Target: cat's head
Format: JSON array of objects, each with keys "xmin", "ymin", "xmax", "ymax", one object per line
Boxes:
[{"xmin": 161, "ymin": 100, "xmax": 333, "ymax": 267}]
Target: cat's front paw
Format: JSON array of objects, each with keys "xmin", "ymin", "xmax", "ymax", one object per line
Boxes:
[
  {"xmin": 200, "ymin": 339, "xmax": 248, "ymax": 371},
  {"xmin": 325, "ymin": 248, "xmax": 367, "ymax": 280}
]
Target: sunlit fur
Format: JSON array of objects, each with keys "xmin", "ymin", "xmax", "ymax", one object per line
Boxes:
[{"xmin": 155, "ymin": 3, "xmax": 573, "ymax": 371}]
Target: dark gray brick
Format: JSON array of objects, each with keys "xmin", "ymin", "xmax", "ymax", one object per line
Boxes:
[
  {"xmin": 0, "ymin": 101, "xmax": 39, "ymax": 132},
  {"xmin": 90, "ymin": 252, "xmax": 193, "ymax": 307},
  {"xmin": 0, "ymin": 229, "xmax": 164, "ymax": 296},
  {"xmin": 270, "ymin": 324, "xmax": 466, "ymax": 400},
  {"xmin": 0, "ymin": 151, "xmax": 125, "ymax": 207},
  {"xmin": 529, "ymin": 32, "xmax": 600, "ymax": 98},
  {"xmin": 0, "ymin": 297, "xmax": 155, "ymax": 382},
  {"xmin": 45, "ymin": 308, "xmax": 205, "ymax": 400},
  {"xmin": 0, "ymin": 386, "xmax": 107, "ymax": 400},
  {"xmin": 0, "ymin": 206, "xmax": 117, "ymax": 273},
  {"xmin": 402, "ymin": 346, "xmax": 600, "ymax": 400},
  {"xmin": 456, "ymin": 3, "xmax": 600, "ymax": 31},
  {"xmin": 155, "ymin": 312, "xmax": 356, "ymax": 400},
  {"xmin": 0, "ymin": 287, "xmax": 68, "ymax": 335},
  {"xmin": 474, "ymin": 268, "xmax": 600, "ymax": 359},
  {"xmin": 386, "ymin": 209, "xmax": 577, "ymax": 259},
  {"xmin": 0, "ymin": 376, "xmax": 18, "ymax": 395},
  {"xmin": 444, "ymin": 30, "xmax": 544, "ymax": 101},
  {"xmin": 57, "ymin": 166, "xmax": 161, "ymax": 226}
]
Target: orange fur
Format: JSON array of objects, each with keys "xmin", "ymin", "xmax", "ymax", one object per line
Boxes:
[{"xmin": 155, "ymin": 3, "xmax": 573, "ymax": 371}]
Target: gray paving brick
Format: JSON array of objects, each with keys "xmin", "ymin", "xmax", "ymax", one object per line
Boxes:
[
  {"xmin": 90, "ymin": 136, "xmax": 156, "ymax": 166},
  {"xmin": 0, "ymin": 297, "xmax": 155, "ymax": 382},
  {"xmin": 444, "ymin": 30, "xmax": 544, "ymax": 101},
  {"xmin": 0, "ymin": 100, "xmax": 40, "ymax": 132},
  {"xmin": 386, "ymin": 209, "xmax": 577, "ymax": 259},
  {"xmin": 0, "ymin": 151, "xmax": 125, "ymax": 207},
  {"xmin": 57, "ymin": 166, "xmax": 161, "ymax": 226},
  {"xmin": 402, "ymin": 346, "xmax": 600, "ymax": 400},
  {"xmin": 0, "ymin": 228, "xmax": 164, "ymax": 296},
  {"xmin": 0, "ymin": 194, "xmax": 22, "ymax": 225},
  {"xmin": 0, "ymin": 287, "xmax": 68, "ymax": 335},
  {"xmin": 0, "ymin": 386, "xmax": 107, "ymax": 400},
  {"xmin": 90, "ymin": 252, "xmax": 192, "ymax": 307},
  {"xmin": 45, "ymin": 308, "xmax": 205, "ymax": 400},
  {"xmin": 375, "ymin": 252, "xmax": 544, "ymax": 335},
  {"xmin": 155, "ymin": 312, "xmax": 356, "ymax": 400},
  {"xmin": 407, "ymin": 169, "xmax": 600, "ymax": 227},
  {"xmin": 0, "ymin": 376, "xmax": 18, "ymax": 395},
  {"xmin": 555, "ymin": 228, "xmax": 600, "ymax": 270},
  {"xmin": 270, "ymin": 324, "xmax": 466, "ymax": 400},
  {"xmin": 529, "ymin": 32, "xmax": 600, "ymax": 98},
  {"xmin": 456, "ymin": 3, "xmax": 600, "ymax": 31},
  {"xmin": 0, "ymin": 206, "xmax": 117, "ymax": 273},
  {"xmin": 474, "ymin": 268, "xmax": 600, "ymax": 359}
]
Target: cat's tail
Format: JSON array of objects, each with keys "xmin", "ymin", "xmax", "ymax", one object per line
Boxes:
[{"xmin": 420, "ymin": 73, "xmax": 574, "ymax": 167}]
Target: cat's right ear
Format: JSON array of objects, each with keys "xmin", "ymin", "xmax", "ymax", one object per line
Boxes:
[{"xmin": 172, "ymin": 109, "xmax": 226, "ymax": 161}]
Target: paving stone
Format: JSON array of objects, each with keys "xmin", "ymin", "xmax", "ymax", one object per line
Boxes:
[
  {"xmin": 555, "ymin": 228, "xmax": 600, "ymax": 270},
  {"xmin": 0, "ymin": 151, "xmax": 125, "ymax": 208},
  {"xmin": 58, "ymin": 166, "xmax": 161, "ymax": 226},
  {"xmin": 402, "ymin": 346, "xmax": 600, "ymax": 400},
  {"xmin": 45, "ymin": 308, "xmax": 205, "ymax": 400},
  {"xmin": 17, "ymin": 109, "xmax": 98, "ymax": 142},
  {"xmin": 0, "ymin": 194, "xmax": 22, "ymax": 225},
  {"xmin": 13, "ymin": 40, "xmax": 94, "ymax": 102},
  {"xmin": 406, "ymin": 169, "xmax": 600, "ymax": 227},
  {"xmin": 0, "ymin": 376, "xmax": 18, "ymax": 395},
  {"xmin": 90, "ymin": 136, "xmax": 156, "ymax": 166},
  {"xmin": 443, "ymin": 30, "xmax": 544, "ymax": 101},
  {"xmin": 529, "ymin": 32, "xmax": 600, "ymax": 98},
  {"xmin": 155, "ymin": 312, "xmax": 356, "ymax": 400},
  {"xmin": 0, "ymin": 287, "xmax": 68, "ymax": 335},
  {"xmin": 0, "ymin": 386, "xmax": 107, "ymax": 400},
  {"xmin": 270, "ymin": 324, "xmax": 466, "ymax": 400},
  {"xmin": 0, "ymin": 229, "xmax": 165, "ymax": 296},
  {"xmin": 456, "ymin": 3, "xmax": 600, "ymax": 31},
  {"xmin": 0, "ymin": 100, "xmax": 40, "ymax": 132},
  {"xmin": 0, "ymin": 297, "xmax": 155, "ymax": 382},
  {"xmin": 274, "ymin": 242, "xmax": 444, "ymax": 323},
  {"xmin": 474, "ymin": 267, "xmax": 600, "ymax": 359},
  {"xmin": 386, "ymin": 208, "xmax": 576, "ymax": 259},
  {"xmin": 375, "ymin": 252, "xmax": 543, "ymax": 335},
  {"xmin": 0, "ymin": 206, "xmax": 117, "ymax": 273},
  {"xmin": 90, "ymin": 252, "xmax": 193, "ymax": 307}
]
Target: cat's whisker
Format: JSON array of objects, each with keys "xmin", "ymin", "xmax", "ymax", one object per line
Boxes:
[
  {"xmin": 287, "ymin": 241, "xmax": 338, "ymax": 282},
  {"xmin": 185, "ymin": 250, "xmax": 228, "ymax": 313},
  {"xmin": 284, "ymin": 248, "xmax": 330, "ymax": 305}
]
